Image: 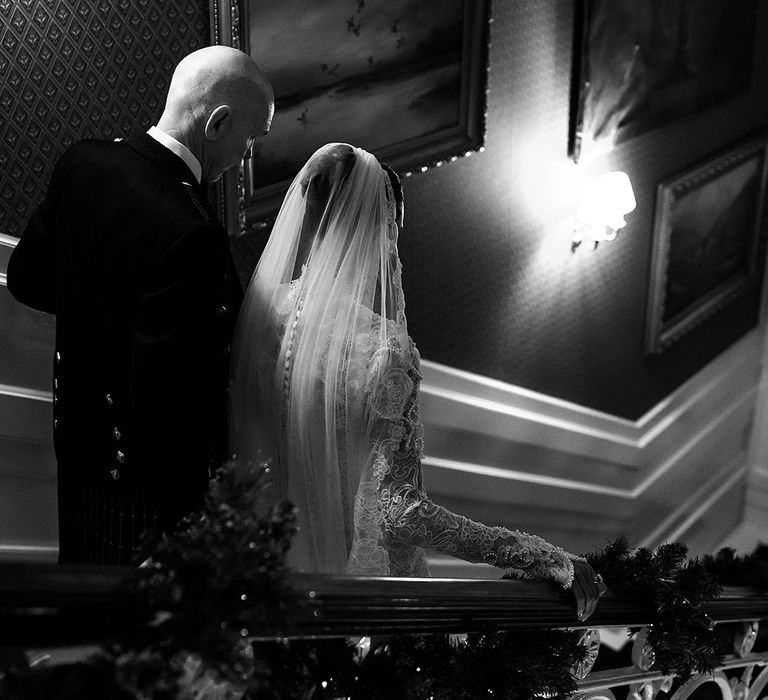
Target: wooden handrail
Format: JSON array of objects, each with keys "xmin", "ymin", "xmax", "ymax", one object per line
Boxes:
[{"xmin": 2, "ymin": 562, "xmax": 768, "ymax": 646}]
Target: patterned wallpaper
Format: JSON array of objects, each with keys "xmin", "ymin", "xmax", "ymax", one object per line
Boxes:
[
  {"xmin": 397, "ymin": 0, "xmax": 768, "ymax": 419},
  {"xmin": 0, "ymin": 0, "xmax": 208, "ymax": 236},
  {"xmin": 3, "ymin": 0, "xmax": 768, "ymax": 420}
]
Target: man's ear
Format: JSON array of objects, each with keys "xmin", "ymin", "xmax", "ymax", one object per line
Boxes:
[{"xmin": 204, "ymin": 105, "xmax": 230, "ymax": 141}]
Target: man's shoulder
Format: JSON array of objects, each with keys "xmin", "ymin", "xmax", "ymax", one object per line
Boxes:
[
  {"xmin": 59, "ymin": 137, "xmax": 124, "ymax": 164},
  {"xmin": 73, "ymin": 137, "xmax": 123, "ymax": 150},
  {"xmin": 60, "ymin": 138, "xmax": 215, "ymax": 229}
]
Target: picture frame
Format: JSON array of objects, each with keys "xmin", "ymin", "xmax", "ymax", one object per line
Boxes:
[
  {"xmin": 210, "ymin": 0, "xmax": 491, "ymax": 235},
  {"xmin": 568, "ymin": 0, "xmax": 759, "ymax": 163},
  {"xmin": 644, "ymin": 137, "xmax": 768, "ymax": 355}
]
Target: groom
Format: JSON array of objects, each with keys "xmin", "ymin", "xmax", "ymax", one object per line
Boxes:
[{"xmin": 7, "ymin": 46, "xmax": 274, "ymax": 565}]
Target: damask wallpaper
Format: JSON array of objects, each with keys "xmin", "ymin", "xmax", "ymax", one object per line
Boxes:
[{"xmin": 0, "ymin": 0, "xmax": 208, "ymax": 237}]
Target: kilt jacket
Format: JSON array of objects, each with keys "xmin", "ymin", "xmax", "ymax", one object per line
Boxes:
[{"xmin": 7, "ymin": 133, "xmax": 244, "ymax": 564}]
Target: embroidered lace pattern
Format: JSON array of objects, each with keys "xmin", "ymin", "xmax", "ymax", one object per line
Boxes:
[{"xmin": 347, "ymin": 327, "xmax": 580, "ymax": 587}]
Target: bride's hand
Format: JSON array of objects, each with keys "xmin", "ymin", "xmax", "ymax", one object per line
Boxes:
[{"xmin": 571, "ymin": 559, "xmax": 607, "ymax": 622}]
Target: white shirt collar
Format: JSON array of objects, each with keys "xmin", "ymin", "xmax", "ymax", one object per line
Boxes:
[{"xmin": 146, "ymin": 126, "xmax": 202, "ymax": 184}]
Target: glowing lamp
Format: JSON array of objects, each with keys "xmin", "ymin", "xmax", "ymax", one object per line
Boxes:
[{"xmin": 572, "ymin": 171, "xmax": 636, "ymax": 251}]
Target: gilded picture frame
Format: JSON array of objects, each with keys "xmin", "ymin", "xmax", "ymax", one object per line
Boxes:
[
  {"xmin": 569, "ymin": 0, "xmax": 758, "ymax": 163},
  {"xmin": 644, "ymin": 137, "xmax": 768, "ymax": 354},
  {"xmin": 210, "ymin": 0, "xmax": 491, "ymax": 236}
]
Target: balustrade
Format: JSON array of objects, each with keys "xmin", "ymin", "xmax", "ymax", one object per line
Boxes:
[{"xmin": 2, "ymin": 562, "xmax": 768, "ymax": 698}]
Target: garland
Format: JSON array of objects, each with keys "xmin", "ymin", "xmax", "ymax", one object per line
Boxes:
[
  {"xmin": 586, "ymin": 539, "xmax": 725, "ymax": 679},
  {"xmin": 702, "ymin": 544, "xmax": 768, "ymax": 588},
  {"xmin": 244, "ymin": 630, "xmax": 588, "ymax": 699},
  {"xmin": 2, "ymin": 461, "xmax": 766, "ymax": 700}
]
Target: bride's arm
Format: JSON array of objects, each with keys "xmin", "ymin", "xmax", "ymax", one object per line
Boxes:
[
  {"xmin": 368, "ymin": 342, "xmax": 604, "ymax": 618},
  {"xmin": 379, "ymin": 462, "xmax": 606, "ymax": 619},
  {"xmin": 379, "ymin": 464, "xmax": 579, "ymax": 588},
  {"xmin": 364, "ymin": 331, "xmax": 605, "ymax": 617}
]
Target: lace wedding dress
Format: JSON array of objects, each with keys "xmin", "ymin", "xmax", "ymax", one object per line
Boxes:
[{"xmin": 230, "ymin": 143, "xmax": 581, "ymax": 587}]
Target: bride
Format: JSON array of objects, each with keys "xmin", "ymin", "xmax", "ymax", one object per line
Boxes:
[{"xmin": 230, "ymin": 143, "xmax": 606, "ymax": 619}]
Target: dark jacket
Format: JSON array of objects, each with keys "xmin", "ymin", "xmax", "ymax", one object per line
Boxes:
[{"xmin": 7, "ymin": 133, "xmax": 243, "ymax": 563}]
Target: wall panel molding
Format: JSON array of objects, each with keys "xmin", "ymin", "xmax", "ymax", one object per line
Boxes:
[
  {"xmin": 0, "ymin": 382, "xmax": 51, "ymax": 402},
  {"xmin": 745, "ymin": 469, "xmax": 768, "ymax": 523},
  {"xmin": 421, "ymin": 328, "xmax": 761, "ymax": 484},
  {"xmin": 637, "ymin": 458, "xmax": 747, "ymax": 550},
  {"xmin": 420, "ymin": 328, "xmax": 763, "ymax": 570},
  {"xmin": 0, "ymin": 233, "xmax": 15, "ymax": 287},
  {"xmin": 0, "ymin": 228, "xmax": 56, "ymax": 556}
]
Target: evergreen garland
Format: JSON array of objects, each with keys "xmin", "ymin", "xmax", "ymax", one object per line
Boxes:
[
  {"xmin": 586, "ymin": 538, "xmax": 725, "ymax": 679},
  {"xmin": 242, "ymin": 630, "xmax": 587, "ymax": 699},
  {"xmin": 111, "ymin": 459, "xmax": 303, "ymax": 698},
  {"xmin": 4, "ymin": 460, "xmax": 768, "ymax": 700},
  {"xmin": 702, "ymin": 544, "xmax": 768, "ymax": 588}
]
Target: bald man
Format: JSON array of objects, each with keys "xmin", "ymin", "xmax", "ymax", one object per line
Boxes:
[{"xmin": 7, "ymin": 46, "xmax": 274, "ymax": 565}]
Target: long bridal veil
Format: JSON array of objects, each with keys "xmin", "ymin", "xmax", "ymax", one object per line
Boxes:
[{"xmin": 229, "ymin": 143, "xmax": 409, "ymax": 574}]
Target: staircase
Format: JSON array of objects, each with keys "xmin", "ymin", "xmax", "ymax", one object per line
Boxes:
[{"xmin": 0, "ymin": 234, "xmax": 57, "ymax": 560}]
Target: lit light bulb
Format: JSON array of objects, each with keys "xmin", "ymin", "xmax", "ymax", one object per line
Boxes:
[{"xmin": 572, "ymin": 171, "xmax": 636, "ymax": 251}]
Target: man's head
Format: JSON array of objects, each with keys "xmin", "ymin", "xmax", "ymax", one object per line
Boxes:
[{"xmin": 157, "ymin": 46, "xmax": 274, "ymax": 182}]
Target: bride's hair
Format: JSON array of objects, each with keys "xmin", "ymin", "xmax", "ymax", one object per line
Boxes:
[
  {"xmin": 293, "ymin": 144, "xmax": 356, "ymax": 278},
  {"xmin": 300, "ymin": 147, "xmax": 401, "ymax": 239},
  {"xmin": 300, "ymin": 143, "xmax": 356, "ymax": 199},
  {"xmin": 300, "ymin": 145, "xmax": 400, "ymax": 215}
]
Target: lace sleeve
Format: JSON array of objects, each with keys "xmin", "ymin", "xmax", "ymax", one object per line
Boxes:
[
  {"xmin": 383, "ymin": 487, "xmax": 579, "ymax": 588},
  {"xmin": 367, "ymin": 337, "xmax": 582, "ymax": 587}
]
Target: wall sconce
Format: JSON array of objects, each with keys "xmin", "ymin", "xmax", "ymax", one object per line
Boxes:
[{"xmin": 572, "ymin": 171, "xmax": 636, "ymax": 251}]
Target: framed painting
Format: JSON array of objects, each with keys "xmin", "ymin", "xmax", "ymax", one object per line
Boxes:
[
  {"xmin": 569, "ymin": 0, "xmax": 758, "ymax": 162},
  {"xmin": 210, "ymin": 0, "xmax": 491, "ymax": 234},
  {"xmin": 644, "ymin": 137, "xmax": 768, "ymax": 354}
]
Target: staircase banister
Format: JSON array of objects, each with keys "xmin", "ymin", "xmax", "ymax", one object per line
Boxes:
[{"xmin": 1, "ymin": 562, "xmax": 768, "ymax": 646}]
